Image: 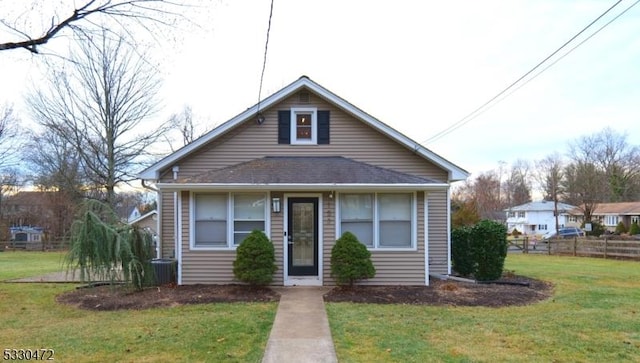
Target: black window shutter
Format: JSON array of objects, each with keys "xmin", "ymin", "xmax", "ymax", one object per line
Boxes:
[
  {"xmin": 317, "ymin": 110, "xmax": 330, "ymax": 144},
  {"xmin": 278, "ymin": 110, "xmax": 290, "ymax": 144}
]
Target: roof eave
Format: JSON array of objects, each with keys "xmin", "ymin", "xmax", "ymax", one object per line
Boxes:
[{"xmin": 155, "ymin": 183, "xmax": 450, "ymax": 191}]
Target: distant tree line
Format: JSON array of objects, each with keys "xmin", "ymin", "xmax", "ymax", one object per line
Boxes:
[{"xmin": 452, "ymin": 127, "xmax": 640, "ymax": 228}]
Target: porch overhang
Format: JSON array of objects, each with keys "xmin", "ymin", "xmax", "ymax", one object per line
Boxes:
[{"xmin": 154, "ymin": 182, "xmax": 450, "ymax": 192}]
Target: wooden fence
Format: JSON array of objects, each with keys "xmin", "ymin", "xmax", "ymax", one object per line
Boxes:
[
  {"xmin": 510, "ymin": 236, "xmax": 640, "ymax": 260},
  {"xmin": 549, "ymin": 237, "xmax": 640, "ymax": 260},
  {"xmin": 0, "ymin": 239, "xmax": 68, "ymax": 251}
]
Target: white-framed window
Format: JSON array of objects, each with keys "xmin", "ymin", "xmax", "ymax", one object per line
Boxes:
[
  {"xmin": 569, "ymin": 215, "xmax": 578, "ymax": 222},
  {"xmin": 632, "ymin": 216, "xmax": 639, "ymax": 224},
  {"xmin": 339, "ymin": 192, "xmax": 416, "ymax": 250},
  {"xmin": 538, "ymin": 224, "xmax": 547, "ymax": 230},
  {"xmin": 290, "ymin": 107, "xmax": 317, "ymax": 145},
  {"xmin": 517, "ymin": 211, "xmax": 525, "ymax": 218},
  {"xmin": 605, "ymin": 215, "xmax": 619, "ymax": 227},
  {"xmin": 192, "ymin": 192, "xmax": 267, "ymax": 249},
  {"xmin": 507, "ymin": 211, "xmax": 515, "ymax": 218}
]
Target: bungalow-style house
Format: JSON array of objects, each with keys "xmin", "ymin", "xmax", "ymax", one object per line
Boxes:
[
  {"xmin": 505, "ymin": 201, "xmax": 577, "ymax": 236},
  {"xmin": 138, "ymin": 76, "xmax": 468, "ymax": 286},
  {"xmin": 569, "ymin": 202, "xmax": 640, "ymax": 232}
]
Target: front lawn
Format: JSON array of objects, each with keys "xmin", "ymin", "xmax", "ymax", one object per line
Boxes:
[
  {"xmin": 0, "ymin": 251, "xmax": 277, "ymax": 362},
  {"xmin": 327, "ymin": 254, "xmax": 640, "ymax": 362}
]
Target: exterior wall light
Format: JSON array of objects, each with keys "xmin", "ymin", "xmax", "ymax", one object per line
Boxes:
[{"xmin": 272, "ymin": 197, "xmax": 281, "ymax": 213}]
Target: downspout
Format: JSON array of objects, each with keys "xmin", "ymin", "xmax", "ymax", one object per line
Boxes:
[
  {"xmin": 172, "ymin": 166, "xmax": 181, "ymax": 285},
  {"xmin": 447, "ymin": 186, "xmax": 452, "ymax": 275}
]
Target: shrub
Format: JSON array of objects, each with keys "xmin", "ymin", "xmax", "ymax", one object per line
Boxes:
[
  {"xmin": 331, "ymin": 232, "xmax": 375, "ymax": 286},
  {"xmin": 233, "ymin": 230, "xmax": 277, "ymax": 286},
  {"xmin": 471, "ymin": 220, "xmax": 508, "ymax": 281},
  {"xmin": 451, "ymin": 226, "xmax": 474, "ymax": 277},
  {"xmin": 615, "ymin": 221, "xmax": 628, "ymax": 234},
  {"xmin": 583, "ymin": 221, "xmax": 605, "ymax": 237},
  {"xmin": 630, "ymin": 221, "xmax": 640, "ymax": 236}
]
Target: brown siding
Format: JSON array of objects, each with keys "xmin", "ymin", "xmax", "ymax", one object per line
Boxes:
[
  {"xmin": 161, "ymin": 94, "xmax": 448, "ymax": 183},
  {"xmin": 159, "ymin": 191, "xmax": 175, "ymax": 259},
  {"xmin": 325, "ymin": 191, "xmax": 427, "ymax": 286},
  {"xmin": 427, "ymin": 190, "xmax": 450, "ymax": 275},
  {"xmin": 179, "ymin": 191, "xmax": 286, "ymax": 285},
  {"xmin": 159, "ymin": 92, "xmax": 453, "ymax": 285}
]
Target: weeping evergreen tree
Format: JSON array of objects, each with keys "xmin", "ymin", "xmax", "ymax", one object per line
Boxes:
[{"xmin": 64, "ymin": 200, "xmax": 155, "ymax": 290}]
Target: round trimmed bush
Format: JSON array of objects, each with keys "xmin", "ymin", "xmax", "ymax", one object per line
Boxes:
[
  {"xmin": 330, "ymin": 232, "xmax": 375, "ymax": 286},
  {"xmin": 233, "ymin": 230, "xmax": 277, "ymax": 286}
]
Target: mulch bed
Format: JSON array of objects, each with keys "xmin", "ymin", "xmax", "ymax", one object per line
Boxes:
[{"xmin": 56, "ymin": 276, "xmax": 553, "ymax": 311}]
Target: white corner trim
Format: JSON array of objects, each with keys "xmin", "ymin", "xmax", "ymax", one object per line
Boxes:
[{"xmin": 424, "ymin": 193, "xmax": 430, "ymax": 286}]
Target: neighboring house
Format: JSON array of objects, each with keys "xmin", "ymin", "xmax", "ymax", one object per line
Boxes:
[
  {"xmin": 128, "ymin": 210, "xmax": 158, "ymax": 235},
  {"xmin": 1, "ymin": 191, "xmax": 76, "ymax": 240},
  {"xmin": 128, "ymin": 207, "xmax": 142, "ymax": 223},
  {"xmin": 9, "ymin": 226, "xmax": 44, "ymax": 242},
  {"xmin": 570, "ymin": 202, "xmax": 640, "ymax": 232},
  {"xmin": 505, "ymin": 201, "xmax": 577, "ymax": 236},
  {"xmin": 138, "ymin": 76, "xmax": 468, "ymax": 286}
]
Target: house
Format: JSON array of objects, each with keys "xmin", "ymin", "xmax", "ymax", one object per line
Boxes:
[
  {"xmin": 505, "ymin": 201, "xmax": 577, "ymax": 236},
  {"xmin": 570, "ymin": 202, "xmax": 640, "ymax": 232},
  {"xmin": 128, "ymin": 210, "xmax": 158, "ymax": 235},
  {"xmin": 138, "ymin": 76, "xmax": 468, "ymax": 286}
]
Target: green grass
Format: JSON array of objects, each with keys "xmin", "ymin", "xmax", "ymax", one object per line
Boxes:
[
  {"xmin": 0, "ymin": 252, "xmax": 277, "ymax": 362},
  {"xmin": 327, "ymin": 254, "xmax": 640, "ymax": 362},
  {"xmin": 0, "ymin": 251, "xmax": 67, "ymax": 280}
]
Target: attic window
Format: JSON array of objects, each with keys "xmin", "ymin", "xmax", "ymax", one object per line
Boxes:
[
  {"xmin": 291, "ymin": 108, "xmax": 317, "ymax": 144},
  {"xmin": 298, "ymin": 92, "xmax": 310, "ymax": 103}
]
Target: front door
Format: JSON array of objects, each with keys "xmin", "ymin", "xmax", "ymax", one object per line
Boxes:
[{"xmin": 287, "ymin": 197, "xmax": 319, "ymax": 276}]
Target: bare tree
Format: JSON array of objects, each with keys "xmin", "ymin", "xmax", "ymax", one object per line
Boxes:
[
  {"xmin": 563, "ymin": 161, "xmax": 605, "ymax": 223},
  {"xmin": 0, "ymin": 104, "xmax": 22, "ymax": 168},
  {"xmin": 27, "ymin": 32, "xmax": 172, "ymax": 207},
  {"xmin": 535, "ymin": 153, "xmax": 565, "ymax": 234},
  {"xmin": 166, "ymin": 105, "xmax": 210, "ymax": 150},
  {"xmin": 503, "ymin": 159, "xmax": 532, "ymax": 207},
  {"xmin": 0, "ymin": 1, "xmax": 185, "ymax": 54}
]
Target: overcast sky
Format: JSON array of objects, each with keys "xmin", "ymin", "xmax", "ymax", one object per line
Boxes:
[{"xmin": 1, "ymin": 0, "xmax": 639, "ymax": 178}]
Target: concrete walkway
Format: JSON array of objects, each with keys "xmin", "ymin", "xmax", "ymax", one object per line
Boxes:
[{"xmin": 262, "ymin": 287, "xmax": 338, "ymax": 363}]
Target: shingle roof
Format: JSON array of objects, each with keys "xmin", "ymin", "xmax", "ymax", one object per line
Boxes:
[
  {"xmin": 181, "ymin": 156, "xmax": 439, "ymax": 185},
  {"xmin": 505, "ymin": 201, "xmax": 577, "ymax": 212},
  {"xmin": 590, "ymin": 202, "xmax": 640, "ymax": 215}
]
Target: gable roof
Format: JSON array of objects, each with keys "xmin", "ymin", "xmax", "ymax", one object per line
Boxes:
[{"xmin": 138, "ymin": 76, "xmax": 469, "ymax": 182}]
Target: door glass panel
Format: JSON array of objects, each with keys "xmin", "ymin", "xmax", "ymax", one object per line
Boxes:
[{"xmin": 292, "ymin": 202, "xmax": 314, "ymax": 267}]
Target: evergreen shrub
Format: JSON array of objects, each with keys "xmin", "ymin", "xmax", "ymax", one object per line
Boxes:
[
  {"xmin": 233, "ymin": 230, "xmax": 277, "ymax": 286},
  {"xmin": 330, "ymin": 232, "xmax": 375, "ymax": 286}
]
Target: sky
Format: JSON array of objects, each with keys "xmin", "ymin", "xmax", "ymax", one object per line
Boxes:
[{"xmin": 1, "ymin": 0, "xmax": 639, "ymax": 180}]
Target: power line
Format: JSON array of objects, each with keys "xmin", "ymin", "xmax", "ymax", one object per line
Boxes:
[
  {"xmin": 256, "ymin": 0, "xmax": 275, "ymax": 119},
  {"xmin": 422, "ymin": 0, "xmax": 632, "ymax": 145}
]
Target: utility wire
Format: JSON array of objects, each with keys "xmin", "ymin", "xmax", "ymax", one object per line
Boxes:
[
  {"xmin": 256, "ymin": 0, "xmax": 275, "ymax": 115},
  {"xmin": 485, "ymin": 0, "xmax": 640, "ymax": 115},
  {"xmin": 422, "ymin": 0, "xmax": 629, "ymax": 145}
]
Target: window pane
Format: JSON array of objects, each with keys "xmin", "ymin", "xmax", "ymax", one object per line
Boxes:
[
  {"xmin": 195, "ymin": 220, "xmax": 227, "ymax": 247},
  {"xmin": 234, "ymin": 194, "xmax": 265, "ymax": 220},
  {"xmin": 378, "ymin": 193, "xmax": 412, "ymax": 248},
  {"xmin": 378, "ymin": 193, "xmax": 411, "ymax": 220},
  {"xmin": 341, "ymin": 221, "xmax": 373, "ymax": 247},
  {"xmin": 296, "ymin": 114, "xmax": 312, "ymax": 139},
  {"xmin": 234, "ymin": 221, "xmax": 266, "ymax": 245},
  {"xmin": 341, "ymin": 194, "xmax": 373, "ymax": 220},
  {"xmin": 196, "ymin": 194, "xmax": 227, "ymax": 220},
  {"xmin": 195, "ymin": 193, "xmax": 227, "ymax": 247},
  {"xmin": 379, "ymin": 221, "xmax": 411, "ymax": 247}
]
